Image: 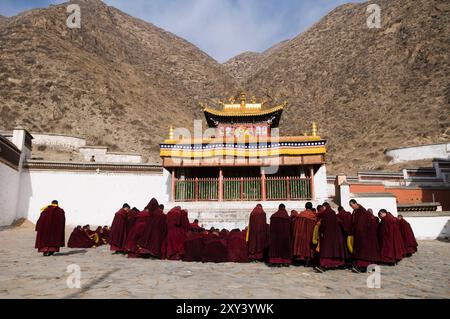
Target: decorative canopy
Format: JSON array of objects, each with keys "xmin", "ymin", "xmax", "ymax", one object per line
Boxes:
[{"xmin": 202, "ymin": 92, "xmax": 286, "ymax": 128}]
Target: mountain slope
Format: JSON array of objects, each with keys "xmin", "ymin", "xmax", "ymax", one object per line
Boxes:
[
  {"xmin": 0, "ymin": 0, "xmax": 238, "ymax": 161},
  {"xmin": 1, "ymin": 0, "xmax": 448, "ymax": 173},
  {"xmin": 235, "ymin": 0, "xmax": 449, "ymax": 173}
]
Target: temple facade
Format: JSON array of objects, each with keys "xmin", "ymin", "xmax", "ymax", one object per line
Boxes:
[{"xmin": 160, "ymin": 93, "xmax": 328, "ymax": 203}]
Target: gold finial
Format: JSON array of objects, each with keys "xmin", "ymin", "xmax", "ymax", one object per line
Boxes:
[
  {"xmin": 228, "ymin": 96, "xmax": 236, "ymax": 104},
  {"xmin": 169, "ymin": 126, "xmax": 174, "ymax": 140},
  {"xmin": 312, "ymin": 121, "xmax": 317, "ymax": 137},
  {"xmin": 240, "ymin": 92, "xmax": 246, "ymax": 107},
  {"xmin": 251, "ymin": 96, "xmax": 257, "ymax": 104}
]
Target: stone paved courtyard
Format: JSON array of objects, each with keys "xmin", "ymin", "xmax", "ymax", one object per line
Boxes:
[{"xmin": 0, "ymin": 223, "xmax": 449, "ymax": 299}]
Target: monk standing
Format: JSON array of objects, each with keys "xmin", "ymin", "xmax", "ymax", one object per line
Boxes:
[
  {"xmin": 349, "ymin": 199, "xmax": 380, "ymax": 273},
  {"xmin": 166, "ymin": 206, "xmax": 188, "ymax": 260},
  {"xmin": 398, "ymin": 215, "xmax": 418, "ymax": 256},
  {"xmin": 378, "ymin": 210, "xmax": 405, "ymax": 264},
  {"xmin": 35, "ymin": 200, "xmax": 66, "ymax": 256},
  {"xmin": 292, "ymin": 202, "xmax": 317, "ymax": 265},
  {"xmin": 247, "ymin": 204, "xmax": 269, "ymax": 262},
  {"xmin": 124, "ymin": 199, "xmax": 157, "ymax": 258},
  {"xmin": 109, "ymin": 203, "xmax": 130, "ymax": 254},
  {"xmin": 337, "ymin": 206, "xmax": 353, "ymax": 264},
  {"xmin": 314, "ymin": 203, "xmax": 345, "ymax": 272},
  {"xmin": 138, "ymin": 203, "xmax": 167, "ymax": 259},
  {"xmin": 268, "ymin": 204, "xmax": 292, "ymax": 267}
]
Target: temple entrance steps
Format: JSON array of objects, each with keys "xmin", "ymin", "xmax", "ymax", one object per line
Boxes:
[{"xmin": 167, "ymin": 201, "xmax": 321, "ymax": 230}]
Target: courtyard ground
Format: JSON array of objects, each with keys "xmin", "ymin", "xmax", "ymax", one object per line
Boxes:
[{"xmin": 0, "ymin": 222, "xmax": 449, "ymax": 299}]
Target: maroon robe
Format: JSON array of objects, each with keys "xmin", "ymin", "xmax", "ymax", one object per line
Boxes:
[
  {"xmin": 318, "ymin": 207, "xmax": 345, "ymax": 268},
  {"xmin": 124, "ymin": 213, "xmax": 149, "ymax": 256},
  {"xmin": 109, "ymin": 208, "xmax": 128, "ymax": 251},
  {"xmin": 399, "ymin": 218, "xmax": 418, "ymax": 255},
  {"xmin": 101, "ymin": 227, "xmax": 110, "ymax": 244},
  {"xmin": 190, "ymin": 222, "xmax": 201, "ymax": 231},
  {"xmin": 183, "ymin": 231, "xmax": 205, "ymax": 262},
  {"xmin": 124, "ymin": 199, "xmax": 159, "ymax": 257},
  {"xmin": 292, "ymin": 209, "xmax": 317, "ymax": 261},
  {"xmin": 202, "ymin": 233, "xmax": 228, "ymax": 263},
  {"xmin": 378, "ymin": 214, "xmax": 405, "ymax": 263},
  {"xmin": 337, "ymin": 209, "xmax": 352, "ymax": 236},
  {"xmin": 247, "ymin": 205, "xmax": 269, "ymax": 260},
  {"xmin": 166, "ymin": 206, "xmax": 187, "ymax": 260},
  {"xmin": 67, "ymin": 227, "xmax": 95, "ymax": 248},
  {"xmin": 352, "ymin": 205, "xmax": 380, "ymax": 267},
  {"xmin": 269, "ymin": 208, "xmax": 292, "ymax": 264},
  {"xmin": 138, "ymin": 207, "xmax": 167, "ymax": 259},
  {"xmin": 227, "ymin": 230, "xmax": 249, "ymax": 263},
  {"xmin": 181, "ymin": 210, "xmax": 190, "ymax": 232},
  {"xmin": 35, "ymin": 205, "xmax": 66, "ymax": 253}
]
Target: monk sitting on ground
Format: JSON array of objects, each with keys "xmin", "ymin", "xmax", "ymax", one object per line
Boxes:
[
  {"xmin": 202, "ymin": 230, "xmax": 228, "ymax": 263},
  {"xmin": 227, "ymin": 229, "xmax": 249, "ymax": 263},
  {"xmin": 68, "ymin": 225, "xmax": 95, "ymax": 248}
]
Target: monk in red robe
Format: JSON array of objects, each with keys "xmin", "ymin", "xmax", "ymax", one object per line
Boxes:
[
  {"xmin": 190, "ymin": 219, "xmax": 201, "ymax": 231},
  {"xmin": 337, "ymin": 206, "xmax": 353, "ymax": 262},
  {"xmin": 67, "ymin": 226, "xmax": 95, "ymax": 248},
  {"xmin": 292, "ymin": 202, "xmax": 317, "ymax": 265},
  {"xmin": 269, "ymin": 204, "xmax": 292, "ymax": 267},
  {"xmin": 349, "ymin": 199, "xmax": 380, "ymax": 272},
  {"xmin": 202, "ymin": 230, "xmax": 228, "ymax": 263},
  {"xmin": 35, "ymin": 200, "xmax": 66, "ymax": 256},
  {"xmin": 219, "ymin": 229, "xmax": 230, "ymax": 239},
  {"xmin": 109, "ymin": 203, "xmax": 130, "ymax": 253},
  {"xmin": 378, "ymin": 210, "xmax": 405, "ymax": 264},
  {"xmin": 124, "ymin": 199, "xmax": 157, "ymax": 258},
  {"xmin": 398, "ymin": 215, "xmax": 418, "ymax": 256},
  {"xmin": 227, "ymin": 229, "xmax": 249, "ymax": 263},
  {"xmin": 101, "ymin": 226, "xmax": 110, "ymax": 244},
  {"xmin": 314, "ymin": 203, "xmax": 345, "ymax": 272},
  {"xmin": 183, "ymin": 230, "xmax": 205, "ymax": 262},
  {"xmin": 247, "ymin": 204, "xmax": 269, "ymax": 261},
  {"xmin": 166, "ymin": 206, "xmax": 188, "ymax": 260},
  {"xmin": 138, "ymin": 203, "xmax": 167, "ymax": 259}
]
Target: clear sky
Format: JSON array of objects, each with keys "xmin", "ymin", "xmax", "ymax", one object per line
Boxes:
[{"xmin": 0, "ymin": 0, "xmax": 365, "ymax": 62}]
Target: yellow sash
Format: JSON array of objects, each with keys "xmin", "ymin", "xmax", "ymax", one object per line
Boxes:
[{"xmin": 347, "ymin": 235, "xmax": 354, "ymax": 254}]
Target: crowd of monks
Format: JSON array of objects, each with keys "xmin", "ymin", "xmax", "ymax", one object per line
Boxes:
[
  {"xmin": 67, "ymin": 225, "xmax": 110, "ymax": 249},
  {"xmin": 35, "ymin": 198, "xmax": 418, "ymax": 273}
]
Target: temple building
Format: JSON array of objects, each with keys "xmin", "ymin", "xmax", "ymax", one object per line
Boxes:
[{"xmin": 160, "ymin": 92, "xmax": 328, "ymax": 203}]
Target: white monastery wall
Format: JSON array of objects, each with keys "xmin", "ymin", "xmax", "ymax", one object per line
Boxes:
[
  {"xmin": 313, "ymin": 165, "xmax": 328, "ymax": 203},
  {"xmin": 386, "ymin": 143, "xmax": 450, "ymax": 164},
  {"xmin": 404, "ymin": 216, "xmax": 450, "ymax": 240},
  {"xmin": 31, "ymin": 133, "xmax": 86, "ymax": 149},
  {"xmin": 0, "ymin": 162, "xmax": 21, "ymax": 226},
  {"xmin": 17, "ymin": 169, "xmax": 169, "ymax": 227},
  {"xmin": 79, "ymin": 147, "xmax": 142, "ymax": 163}
]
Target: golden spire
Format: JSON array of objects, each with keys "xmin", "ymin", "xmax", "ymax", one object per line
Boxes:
[
  {"xmin": 240, "ymin": 92, "xmax": 246, "ymax": 107},
  {"xmin": 169, "ymin": 126, "xmax": 174, "ymax": 140},
  {"xmin": 312, "ymin": 121, "xmax": 318, "ymax": 137}
]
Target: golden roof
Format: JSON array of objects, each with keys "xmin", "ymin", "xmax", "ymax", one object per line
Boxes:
[{"xmin": 201, "ymin": 92, "xmax": 286, "ymax": 117}]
